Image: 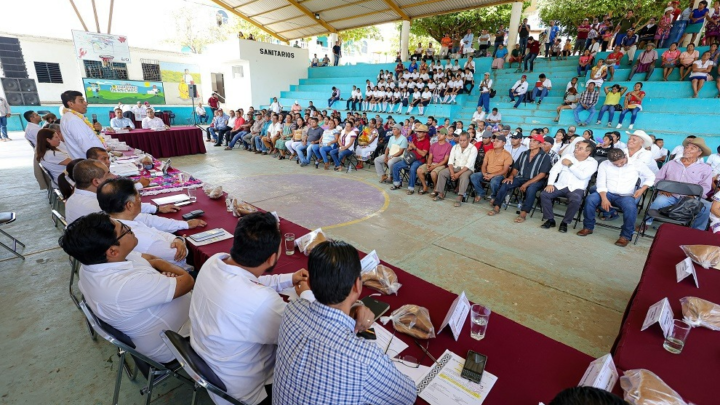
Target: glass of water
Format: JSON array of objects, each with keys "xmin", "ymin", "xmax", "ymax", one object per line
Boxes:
[
  {"xmin": 470, "ymin": 304, "xmax": 491, "ymax": 340},
  {"xmin": 663, "ymin": 319, "xmax": 691, "ymax": 354},
  {"xmin": 284, "ymin": 233, "xmax": 295, "ymax": 255},
  {"xmin": 186, "ymin": 187, "xmax": 197, "ymax": 203}
]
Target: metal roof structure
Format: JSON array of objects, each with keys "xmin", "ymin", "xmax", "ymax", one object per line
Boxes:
[{"xmin": 210, "ymin": 0, "xmax": 513, "ymax": 42}]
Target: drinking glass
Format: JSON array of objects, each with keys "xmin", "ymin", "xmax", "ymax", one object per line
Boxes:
[
  {"xmin": 663, "ymin": 319, "xmax": 691, "ymax": 354},
  {"xmin": 284, "ymin": 233, "xmax": 295, "ymax": 255},
  {"xmin": 470, "ymin": 304, "xmax": 491, "ymax": 340},
  {"xmin": 186, "ymin": 187, "xmax": 197, "ymax": 203}
]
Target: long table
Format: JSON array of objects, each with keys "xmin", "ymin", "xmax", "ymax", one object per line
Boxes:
[
  {"xmin": 612, "ymin": 224, "xmax": 720, "ymax": 405},
  {"xmin": 150, "ymin": 191, "xmax": 598, "ymax": 404},
  {"xmin": 110, "ymin": 126, "xmax": 206, "ymax": 158},
  {"xmin": 108, "ymin": 110, "xmax": 170, "ymax": 128}
]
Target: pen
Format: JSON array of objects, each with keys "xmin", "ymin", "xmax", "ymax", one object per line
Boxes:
[{"xmin": 414, "ymin": 339, "xmax": 440, "ymax": 366}]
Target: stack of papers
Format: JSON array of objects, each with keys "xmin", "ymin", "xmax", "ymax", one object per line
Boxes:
[
  {"xmin": 110, "ymin": 162, "xmax": 139, "ymax": 176},
  {"xmin": 418, "ymin": 350, "xmax": 497, "ymax": 405}
]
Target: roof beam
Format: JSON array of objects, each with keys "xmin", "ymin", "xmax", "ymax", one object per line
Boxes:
[
  {"xmin": 314, "ymin": 0, "xmax": 373, "ymax": 14},
  {"xmin": 327, "ymin": 9, "xmax": 390, "ymax": 24},
  {"xmin": 380, "ymin": 0, "xmax": 409, "ymax": 20},
  {"xmin": 263, "ymin": 13, "xmax": 311, "ymax": 26},
  {"xmin": 409, "ymin": 0, "xmax": 515, "ymax": 19},
  {"xmin": 402, "ymin": 0, "xmax": 446, "ymax": 9},
  {"xmin": 233, "ymin": 0, "xmax": 261, "ymax": 9},
  {"xmin": 276, "ymin": 24, "xmax": 322, "ymax": 34},
  {"xmin": 209, "ymin": 0, "xmax": 289, "ymax": 43},
  {"xmin": 248, "ymin": 4, "xmax": 293, "ymax": 18},
  {"xmin": 284, "ymin": 0, "xmax": 337, "ymax": 33}
]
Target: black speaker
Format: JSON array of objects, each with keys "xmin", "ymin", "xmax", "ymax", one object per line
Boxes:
[
  {"xmin": 1, "ymin": 78, "xmax": 19, "ymax": 92},
  {"xmin": 18, "ymin": 78, "xmax": 36, "ymax": 92},
  {"xmin": 5, "ymin": 92, "xmax": 24, "ymax": 106},
  {"xmin": 22, "ymin": 93, "xmax": 40, "ymax": 106},
  {"xmin": 188, "ymin": 84, "xmax": 197, "ymax": 98}
]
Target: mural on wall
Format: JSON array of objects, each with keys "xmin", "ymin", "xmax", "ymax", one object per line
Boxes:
[
  {"xmin": 160, "ymin": 61, "xmax": 202, "ymax": 105},
  {"xmin": 82, "ymin": 78, "xmax": 166, "ymax": 104}
]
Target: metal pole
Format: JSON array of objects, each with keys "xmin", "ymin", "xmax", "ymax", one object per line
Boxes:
[
  {"xmin": 107, "ymin": 0, "xmax": 115, "ymax": 34},
  {"xmin": 91, "ymin": 0, "xmax": 101, "ymax": 33},
  {"xmin": 68, "ymin": 0, "xmax": 89, "ymax": 31}
]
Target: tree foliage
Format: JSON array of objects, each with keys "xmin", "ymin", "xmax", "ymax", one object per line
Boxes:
[
  {"xmin": 339, "ymin": 26, "xmax": 382, "ymax": 43},
  {"xmin": 410, "ymin": 4, "xmax": 530, "ymax": 43},
  {"xmin": 167, "ymin": 5, "xmax": 231, "ymax": 54},
  {"xmin": 538, "ymin": 0, "xmax": 669, "ymax": 36}
]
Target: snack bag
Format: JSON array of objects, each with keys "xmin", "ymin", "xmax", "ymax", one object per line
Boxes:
[
  {"xmin": 620, "ymin": 369, "xmax": 688, "ymax": 405},
  {"xmin": 295, "ymin": 228, "xmax": 327, "ymax": 256},
  {"xmin": 381, "ymin": 305, "xmax": 435, "ymax": 339},
  {"xmin": 680, "ymin": 296, "xmax": 720, "ymax": 331},
  {"xmin": 361, "ymin": 264, "xmax": 401, "ymax": 295},
  {"xmin": 231, "ymin": 199, "xmax": 257, "ymax": 218},
  {"xmin": 202, "ymin": 184, "xmax": 223, "ymax": 199},
  {"xmin": 680, "ymin": 245, "xmax": 720, "ymax": 269}
]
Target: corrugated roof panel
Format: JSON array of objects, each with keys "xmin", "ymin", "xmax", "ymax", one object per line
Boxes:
[
  {"xmin": 267, "ymin": 15, "xmax": 318, "ymax": 31},
  {"xmin": 321, "ymin": 0, "xmax": 393, "ymax": 22},
  {"xmin": 331, "ymin": 13, "xmax": 398, "ymax": 30},
  {"xmin": 238, "ymin": 0, "xmax": 290, "ymax": 16},
  {"xmin": 255, "ymin": 8, "xmax": 306, "ymax": 25},
  {"xmin": 301, "ymin": 0, "xmax": 351, "ymax": 13}
]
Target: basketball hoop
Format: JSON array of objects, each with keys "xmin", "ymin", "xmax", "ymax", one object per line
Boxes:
[{"xmin": 100, "ymin": 55, "xmax": 115, "ymax": 68}]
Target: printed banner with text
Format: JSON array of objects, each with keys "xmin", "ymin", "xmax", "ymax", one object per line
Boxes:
[{"xmin": 82, "ymin": 78, "xmax": 166, "ymax": 105}]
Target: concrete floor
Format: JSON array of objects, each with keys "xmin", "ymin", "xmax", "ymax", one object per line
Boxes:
[{"xmin": 0, "ymin": 131, "xmax": 652, "ymax": 404}]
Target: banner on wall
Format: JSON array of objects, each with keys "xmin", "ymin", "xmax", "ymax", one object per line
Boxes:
[
  {"xmin": 82, "ymin": 78, "xmax": 166, "ymax": 105},
  {"xmin": 72, "ymin": 30, "xmax": 131, "ymax": 62},
  {"xmin": 160, "ymin": 61, "xmax": 202, "ymax": 105}
]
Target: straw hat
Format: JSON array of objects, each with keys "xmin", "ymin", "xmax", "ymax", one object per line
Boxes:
[
  {"xmin": 682, "ymin": 137, "xmax": 711, "ymax": 157},
  {"xmin": 625, "ymin": 129, "xmax": 653, "ymax": 148}
]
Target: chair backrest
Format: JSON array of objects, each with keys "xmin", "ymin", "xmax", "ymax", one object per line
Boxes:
[
  {"xmin": 79, "ymin": 301, "xmax": 165, "ymax": 374},
  {"xmin": 51, "ymin": 210, "xmax": 67, "ymax": 228},
  {"xmin": 654, "ymin": 180, "xmax": 704, "ymax": 198},
  {"xmin": 37, "ymin": 162, "xmax": 57, "ymax": 189},
  {"xmin": 161, "ymin": 330, "xmax": 246, "ymax": 405}
]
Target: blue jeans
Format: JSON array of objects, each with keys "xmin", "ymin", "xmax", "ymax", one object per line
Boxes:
[
  {"xmin": 509, "ymin": 89, "xmax": 526, "ymax": 108},
  {"xmin": 296, "ymin": 143, "xmax": 311, "ymax": 164},
  {"xmin": 310, "ymin": 144, "xmax": 322, "ymax": 160},
  {"xmin": 196, "ymin": 114, "xmax": 209, "ymax": 124},
  {"xmin": 596, "ymin": 105, "xmax": 616, "ymax": 123},
  {"xmin": 328, "ymin": 97, "xmax": 339, "ymax": 108},
  {"xmin": 0, "ymin": 116, "xmax": 7, "ymax": 139},
  {"xmin": 228, "ymin": 131, "xmax": 248, "ymax": 149},
  {"xmin": 577, "ymin": 64, "xmax": 591, "ymax": 76},
  {"xmin": 647, "ymin": 194, "xmax": 711, "ymax": 230},
  {"xmin": 319, "ymin": 144, "xmax": 337, "ymax": 163},
  {"xmin": 392, "ymin": 160, "xmax": 423, "ymax": 190},
  {"xmin": 519, "ymin": 37, "xmax": 528, "ymax": 54},
  {"xmin": 523, "ymin": 53, "xmax": 537, "ymax": 71},
  {"xmin": 477, "ymin": 93, "xmax": 490, "ymax": 112},
  {"xmin": 532, "ymin": 87, "xmax": 549, "ymax": 102},
  {"xmin": 254, "ymin": 136, "xmax": 268, "ymax": 152},
  {"xmin": 573, "ymin": 105, "xmax": 596, "ymax": 125},
  {"xmin": 470, "ymin": 172, "xmax": 503, "ymax": 199},
  {"xmin": 331, "ymin": 148, "xmax": 354, "ymax": 167},
  {"xmin": 492, "ymin": 177, "xmax": 543, "ymax": 212},
  {"xmin": 583, "ymin": 192, "xmax": 638, "ymax": 239},
  {"xmin": 618, "ymin": 107, "xmax": 640, "ymax": 125}
]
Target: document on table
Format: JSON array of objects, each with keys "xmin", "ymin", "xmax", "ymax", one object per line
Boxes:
[
  {"xmin": 417, "ymin": 350, "xmax": 497, "ymax": 405},
  {"xmin": 152, "ymin": 194, "xmax": 190, "ymax": 205},
  {"xmin": 110, "ymin": 162, "xmax": 139, "ymax": 176},
  {"xmin": 373, "ymin": 323, "xmax": 408, "ymax": 356},
  {"xmin": 186, "ymin": 229, "xmax": 233, "ymax": 246},
  {"xmin": 395, "ymin": 361, "xmax": 431, "ymax": 385}
]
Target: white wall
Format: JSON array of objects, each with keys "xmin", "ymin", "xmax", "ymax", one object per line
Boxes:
[{"xmin": 1, "ymin": 33, "xmax": 214, "ymax": 105}]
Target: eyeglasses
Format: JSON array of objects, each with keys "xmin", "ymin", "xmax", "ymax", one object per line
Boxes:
[
  {"xmin": 115, "ymin": 222, "xmax": 133, "ymax": 244},
  {"xmin": 384, "ymin": 331, "xmax": 428, "ymax": 368}
]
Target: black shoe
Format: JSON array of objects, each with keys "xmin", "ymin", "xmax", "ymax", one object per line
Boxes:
[
  {"xmin": 214, "ymin": 143, "xmax": 222, "ymax": 147},
  {"xmin": 558, "ymin": 223, "xmax": 568, "ymax": 233},
  {"xmin": 541, "ymin": 219, "xmax": 556, "ymax": 229}
]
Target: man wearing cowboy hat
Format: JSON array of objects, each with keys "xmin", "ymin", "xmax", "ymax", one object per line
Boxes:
[
  {"xmin": 578, "ymin": 148, "xmax": 655, "ymax": 247},
  {"xmin": 623, "ymin": 130, "xmax": 659, "ymax": 174},
  {"xmin": 390, "ymin": 124, "xmax": 431, "ymax": 195},
  {"xmin": 645, "ymin": 136, "xmax": 714, "ymax": 230}
]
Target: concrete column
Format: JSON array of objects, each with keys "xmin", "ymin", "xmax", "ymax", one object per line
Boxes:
[
  {"xmin": 329, "ymin": 33, "xmax": 338, "ymax": 48},
  {"xmin": 401, "ymin": 20, "xmax": 410, "ymax": 62},
  {"xmin": 506, "ymin": 2, "xmax": 523, "ymax": 60}
]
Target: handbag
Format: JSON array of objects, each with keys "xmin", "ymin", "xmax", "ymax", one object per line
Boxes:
[
  {"xmin": 403, "ymin": 148, "xmax": 417, "ymax": 165},
  {"xmin": 658, "ymin": 197, "xmax": 704, "ymax": 223},
  {"xmin": 613, "ymin": 104, "xmax": 623, "ymax": 111},
  {"xmin": 489, "ymin": 89, "xmax": 497, "ymax": 98}
]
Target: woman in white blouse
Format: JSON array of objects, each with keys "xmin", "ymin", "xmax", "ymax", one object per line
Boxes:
[
  {"xmin": 35, "ymin": 128, "xmax": 71, "ymax": 184},
  {"xmin": 330, "ymin": 121, "xmax": 358, "ymax": 171}
]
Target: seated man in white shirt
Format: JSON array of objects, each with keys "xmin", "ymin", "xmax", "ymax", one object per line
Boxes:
[
  {"xmin": 578, "ymin": 148, "xmax": 655, "ymax": 247},
  {"xmin": 97, "ymin": 178, "xmax": 205, "ymax": 269},
  {"xmin": 190, "ymin": 212, "xmax": 327, "ymax": 405},
  {"xmin": 23, "ymin": 110, "xmax": 42, "ymax": 146},
  {"xmin": 65, "ymin": 159, "xmax": 180, "ymax": 224},
  {"xmin": 540, "ymin": 140, "xmax": 598, "ymax": 233},
  {"xmin": 110, "ymin": 108, "xmax": 135, "ymax": 130},
  {"xmin": 486, "ymin": 108, "xmax": 502, "ymax": 125},
  {"xmin": 59, "ymin": 212, "xmax": 194, "ymax": 363},
  {"xmin": 141, "ymin": 108, "xmax": 168, "ymax": 130},
  {"xmin": 471, "ymin": 106, "xmax": 486, "ymax": 127}
]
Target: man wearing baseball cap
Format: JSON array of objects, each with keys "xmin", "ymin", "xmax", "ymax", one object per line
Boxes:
[
  {"xmin": 541, "ymin": 135, "xmax": 560, "ymax": 164},
  {"xmin": 508, "ymin": 75, "xmax": 529, "ymax": 108},
  {"xmin": 489, "ymin": 133, "xmax": 553, "ymax": 221}
]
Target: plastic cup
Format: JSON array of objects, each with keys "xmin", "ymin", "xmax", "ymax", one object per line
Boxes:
[
  {"xmin": 470, "ymin": 304, "xmax": 491, "ymax": 340},
  {"xmin": 284, "ymin": 233, "xmax": 295, "ymax": 255},
  {"xmin": 186, "ymin": 187, "xmax": 197, "ymax": 203},
  {"xmin": 663, "ymin": 319, "xmax": 691, "ymax": 354}
]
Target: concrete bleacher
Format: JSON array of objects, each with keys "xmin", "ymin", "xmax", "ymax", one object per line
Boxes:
[{"xmin": 271, "ymin": 46, "xmax": 718, "ymax": 150}]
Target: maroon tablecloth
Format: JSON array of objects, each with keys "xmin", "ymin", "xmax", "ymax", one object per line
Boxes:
[
  {"xmin": 110, "ymin": 126, "xmax": 206, "ymax": 158},
  {"xmin": 108, "ymin": 111, "xmax": 170, "ymax": 127},
  {"xmin": 149, "ymin": 192, "xmax": 597, "ymax": 404},
  {"xmin": 612, "ymin": 224, "xmax": 720, "ymax": 404}
]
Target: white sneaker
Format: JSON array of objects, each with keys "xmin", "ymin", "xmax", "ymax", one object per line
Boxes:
[
  {"xmin": 629, "ymin": 124, "xmax": 634, "ymax": 130},
  {"xmin": 596, "ymin": 121, "xmax": 601, "ymax": 125},
  {"xmin": 616, "ymin": 124, "xmax": 622, "ymax": 129}
]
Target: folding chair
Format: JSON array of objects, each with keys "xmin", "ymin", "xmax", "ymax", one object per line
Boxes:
[
  {"xmin": 79, "ymin": 301, "xmax": 193, "ymax": 405},
  {"xmin": 589, "ymin": 182, "xmax": 650, "ymax": 233},
  {"xmin": 634, "ymin": 180, "xmax": 704, "ymax": 245},
  {"xmin": 0, "ymin": 212, "xmax": 25, "ymax": 260},
  {"xmin": 444, "ymin": 177, "xmax": 474, "ymax": 202},
  {"xmin": 37, "ymin": 162, "xmax": 55, "ymax": 205},
  {"xmin": 345, "ymin": 137, "xmax": 360, "ymax": 173},
  {"xmin": 161, "ymin": 330, "xmax": 247, "ymax": 405},
  {"xmin": 530, "ymin": 186, "xmax": 587, "ymax": 229}
]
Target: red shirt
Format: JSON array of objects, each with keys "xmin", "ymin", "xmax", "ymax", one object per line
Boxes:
[
  {"xmin": 528, "ymin": 40, "xmax": 540, "ymax": 55},
  {"xmin": 607, "ymin": 51, "xmax": 625, "ymax": 65},
  {"xmin": 410, "ymin": 135, "xmax": 431, "ymax": 163},
  {"xmin": 208, "ymin": 97, "xmax": 219, "ymax": 108},
  {"xmin": 577, "ymin": 23, "xmax": 591, "ymax": 39},
  {"xmin": 475, "ymin": 141, "xmax": 494, "ymax": 153}
]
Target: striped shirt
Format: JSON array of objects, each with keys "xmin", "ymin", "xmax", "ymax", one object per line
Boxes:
[
  {"xmin": 273, "ymin": 299, "xmax": 417, "ymax": 405},
  {"xmin": 513, "ymin": 149, "xmax": 553, "ymax": 179}
]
